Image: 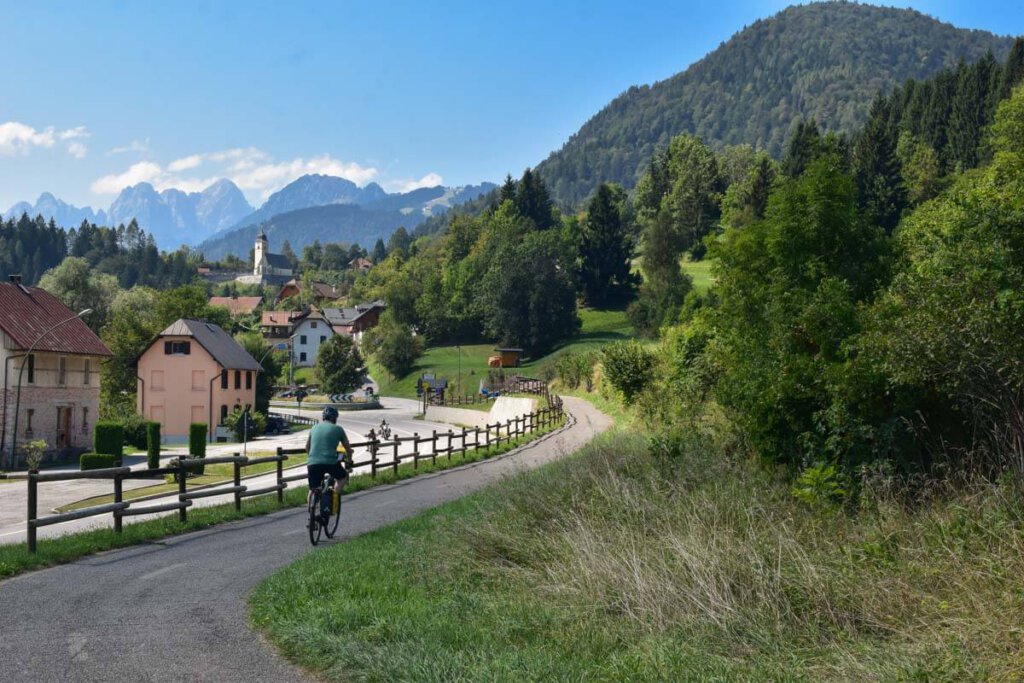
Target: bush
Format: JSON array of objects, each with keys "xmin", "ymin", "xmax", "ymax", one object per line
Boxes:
[
  {"xmin": 145, "ymin": 421, "xmax": 161, "ymax": 469},
  {"xmin": 93, "ymin": 422, "xmax": 124, "ymax": 458},
  {"xmin": 188, "ymin": 423, "xmax": 207, "ymax": 476},
  {"xmin": 120, "ymin": 412, "xmax": 149, "ymax": 450},
  {"xmin": 556, "ymin": 351, "xmax": 597, "ymax": 391},
  {"xmin": 21, "ymin": 439, "xmax": 48, "ymax": 471},
  {"xmin": 602, "ymin": 341, "xmax": 655, "ymax": 401},
  {"xmin": 225, "ymin": 410, "xmax": 266, "ymax": 443},
  {"xmin": 80, "ymin": 453, "xmax": 118, "ymax": 470}
]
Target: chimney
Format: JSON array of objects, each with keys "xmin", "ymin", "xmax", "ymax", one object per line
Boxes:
[{"xmin": 9, "ymin": 274, "xmax": 21, "ymax": 284}]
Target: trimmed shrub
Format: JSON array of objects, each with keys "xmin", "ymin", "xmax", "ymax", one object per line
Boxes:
[
  {"xmin": 146, "ymin": 421, "xmax": 161, "ymax": 469},
  {"xmin": 188, "ymin": 423, "xmax": 207, "ymax": 475},
  {"xmin": 121, "ymin": 412, "xmax": 149, "ymax": 450},
  {"xmin": 93, "ymin": 422, "xmax": 124, "ymax": 458},
  {"xmin": 225, "ymin": 410, "xmax": 266, "ymax": 443},
  {"xmin": 80, "ymin": 452, "xmax": 118, "ymax": 471}
]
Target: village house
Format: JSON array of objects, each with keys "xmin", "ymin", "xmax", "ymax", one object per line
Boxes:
[
  {"xmin": 136, "ymin": 319, "xmax": 260, "ymax": 442},
  {"xmin": 260, "ymin": 309, "xmax": 306, "ymax": 342},
  {"xmin": 291, "ymin": 312, "xmax": 334, "ymax": 367},
  {"xmin": 208, "ymin": 294, "xmax": 263, "ymax": 316},
  {"xmin": 0, "ymin": 277, "xmax": 112, "ymax": 465},
  {"xmin": 323, "ymin": 300, "xmax": 385, "ymax": 343},
  {"xmin": 274, "ymin": 279, "xmax": 342, "ymax": 305},
  {"xmin": 349, "ymin": 257, "xmax": 373, "ymax": 272}
]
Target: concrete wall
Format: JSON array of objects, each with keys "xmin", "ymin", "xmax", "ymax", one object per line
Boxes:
[{"xmin": 424, "ymin": 406, "xmax": 491, "ymax": 428}]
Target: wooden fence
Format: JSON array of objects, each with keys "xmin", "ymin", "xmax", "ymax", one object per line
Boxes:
[
  {"xmin": 428, "ymin": 375, "xmax": 554, "ymax": 408},
  {"xmin": 18, "ymin": 395, "xmax": 564, "ymax": 553}
]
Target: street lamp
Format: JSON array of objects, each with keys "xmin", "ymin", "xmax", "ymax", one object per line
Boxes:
[
  {"xmin": 457, "ymin": 344, "xmax": 462, "ymax": 398},
  {"xmin": 8, "ymin": 308, "xmax": 92, "ymax": 469}
]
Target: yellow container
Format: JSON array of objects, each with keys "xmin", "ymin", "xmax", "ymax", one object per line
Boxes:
[{"xmin": 332, "ymin": 489, "xmax": 340, "ymax": 514}]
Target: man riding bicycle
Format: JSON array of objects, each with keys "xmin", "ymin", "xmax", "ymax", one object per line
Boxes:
[{"xmin": 306, "ymin": 406, "xmax": 353, "ymax": 506}]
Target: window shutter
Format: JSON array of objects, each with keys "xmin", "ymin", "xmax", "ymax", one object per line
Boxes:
[{"xmin": 165, "ymin": 341, "xmax": 172, "ymax": 354}]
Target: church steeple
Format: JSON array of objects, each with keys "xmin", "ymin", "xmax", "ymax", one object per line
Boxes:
[{"xmin": 254, "ymin": 226, "xmax": 268, "ymax": 276}]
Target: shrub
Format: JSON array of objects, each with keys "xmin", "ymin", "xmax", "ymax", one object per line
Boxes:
[
  {"xmin": 146, "ymin": 422, "xmax": 161, "ymax": 469},
  {"xmin": 226, "ymin": 410, "xmax": 266, "ymax": 443},
  {"xmin": 80, "ymin": 453, "xmax": 118, "ymax": 470},
  {"xmin": 556, "ymin": 351, "xmax": 597, "ymax": 390},
  {"xmin": 602, "ymin": 341, "xmax": 655, "ymax": 401},
  {"xmin": 22, "ymin": 439, "xmax": 48, "ymax": 471},
  {"xmin": 791, "ymin": 462, "xmax": 850, "ymax": 510},
  {"xmin": 188, "ymin": 423, "xmax": 207, "ymax": 476},
  {"xmin": 93, "ymin": 422, "xmax": 124, "ymax": 458},
  {"xmin": 120, "ymin": 412, "xmax": 149, "ymax": 450}
]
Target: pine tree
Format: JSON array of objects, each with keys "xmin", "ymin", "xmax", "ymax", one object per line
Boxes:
[
  {"xmin": 782, "ymin": 120, "xmax": 822, "ymax": 178},
  {"xmin": 577, "ymin": 183, "xmax": 633, "ymax": 305},
  {"xmin": 854, "ymin": 97, "xmax": 907, "ymax": 233},
  {"xmin": 1000, "ymin": 38, "xmax": 1024, "ymax": 100},
  {"xmin": 371, "ymin": 238, "xmax": 387, "ymax": 264}
]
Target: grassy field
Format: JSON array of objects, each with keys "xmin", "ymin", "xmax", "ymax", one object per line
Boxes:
[
  {"xmin": 0, "ymin": 412, "xmax": 565, "ymax": 580},
  {"xmin": 372, "ymin": 307, "xmax": 635, "ymax": 400},
  {"xmin": 251, "ymin": 428, "xmax": 1024, "ymax": 681},
  {"xmin": 682, "ymin": 257, "xmax": 715, "ymax": 292}
]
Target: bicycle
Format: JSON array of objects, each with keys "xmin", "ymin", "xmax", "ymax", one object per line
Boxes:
[
  {"xmin": 378, "ymin": 421, "xmax": 392, "ymax": 441},
  {"xmin": 308, "ymin": 468, "xmax": 346, "ymax": 545}
]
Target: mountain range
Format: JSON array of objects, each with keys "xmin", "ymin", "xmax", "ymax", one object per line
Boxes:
[
  {"xmin": 3, "ymin": 175, "xmax": 495, "ymax": 253},
  {"xmin": 195, "ymin": 179, "xmax": 497, "ymax": 261},
  {"xmin": 536, "ymin": 2, "xmax": 1017, "ymax": 205}
]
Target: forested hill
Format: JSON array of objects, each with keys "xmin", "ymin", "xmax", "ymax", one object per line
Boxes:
[{"xmin": 537, "ymin": 2, "xmax": 1015, "ymax": 206}]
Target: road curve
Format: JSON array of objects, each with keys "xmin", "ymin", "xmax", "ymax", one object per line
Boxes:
[{"xmin": 0, "ymin": 397, "xmax": 611, "ymax": 683}]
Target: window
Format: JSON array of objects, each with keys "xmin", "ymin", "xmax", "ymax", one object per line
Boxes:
[
  {"xmin": 58, "ymin": 357, "xmax": 67, "ymax": 386},
  {"xmin": 26, "ymin": 354, "xmax": 34, "ymax": 384},
  {"xmin": 25, "ymin": 409, "xmax": 34, "ymax": 436},
  {"xmin": 220, "ymin": 405, "xmax": 229, "ymax": 424},
  {"xmin": 164, "ymin": 341, "xmax": 191, "ymax": 355},
  {"xmin": 221, "ymin": 371, "xmax": 228, "ymax": 389},
  {"xmin": 300, "ymin": 335, "xmax": 307, "ymax": 345},
  {"xmin": 192, "ymin": 370, "xmax": 205, "ymax": 391},
  {"xmin": 311, "ymin": 321, "xmax": 318, "ymax": 329},
  {"xmin": 83, "ymin": 359, "xmax": 91, "ymax": 386},
  {"xmin": 300, "ymin": 352, "xmax": 307, "ymax": 363},
  {"xmin": 245, "ymin": 371, "xmax": 252, "ymax": 390},
  {"xmin": 234, "ymin": 370, "xmax": 241, "ymax": 389},
  {"xmin": 320, "ymin": 336, "xmax": 326, "ymax": 344},
  {"xmin": 82, "ymin": 407, "xmax": 89, "ymax": 433}
]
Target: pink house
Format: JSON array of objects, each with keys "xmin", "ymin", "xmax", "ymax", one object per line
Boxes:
[{"xmin": 136, "ymin": 319, "xmax": 261, "ymax": 442}]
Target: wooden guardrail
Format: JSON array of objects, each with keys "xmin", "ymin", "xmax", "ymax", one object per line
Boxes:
[
  {"xmin": 427, "ymin": 375, "xmax": 556, "ymax": 408},
  {"xmin": 21, "ymin": 394, "xmax": 566, "ymax": 553}
]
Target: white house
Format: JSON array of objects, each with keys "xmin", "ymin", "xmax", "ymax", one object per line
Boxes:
[{"xmin": 291, "ymin": 313, "xmax": 334, "ymax": 367}]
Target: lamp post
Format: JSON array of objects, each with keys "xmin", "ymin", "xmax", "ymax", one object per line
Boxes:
[
  {"xmin": 457, "ymin": 344, "xmax": 462, "ymax": 398},
  {"xmin": 8, "ymin": 308, "xmax": 92, "ymax": 469}
]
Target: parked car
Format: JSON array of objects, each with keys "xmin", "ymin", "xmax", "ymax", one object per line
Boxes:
[{"xmin": 265, "ymin": 416, "xmax": 291, "ymax": 436}]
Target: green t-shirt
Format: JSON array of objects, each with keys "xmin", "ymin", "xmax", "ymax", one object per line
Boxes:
[{"xmin": 307, "ymin": 422, "xmax": 351, "ymax": 465}]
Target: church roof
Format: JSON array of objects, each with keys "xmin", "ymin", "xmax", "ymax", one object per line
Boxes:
[{"xmin": 264, "ymin": 252, "xmax": 292, "ymax": 270}]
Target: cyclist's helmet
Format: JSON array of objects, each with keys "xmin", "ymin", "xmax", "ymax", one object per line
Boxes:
[{"xmin": 322, "ymin": 406, "xmax": 339, "ymax": 422}]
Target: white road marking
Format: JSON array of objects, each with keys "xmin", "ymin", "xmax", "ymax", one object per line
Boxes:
[
  {"xmin": 281, "ymin": 529, "xmax": 306, "ymax": 537},
  {"xmin": 138, "ymin": 562, "xmax": 186, "ymax": 582}
]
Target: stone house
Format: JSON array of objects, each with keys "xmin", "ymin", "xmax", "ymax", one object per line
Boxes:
[{"xmin": 0, "ymin": 278, "xmax": 112, "ymax": 464}]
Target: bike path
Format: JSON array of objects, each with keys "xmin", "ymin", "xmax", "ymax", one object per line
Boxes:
[{"xmin": 0, "ymin": 397, "xmax": 611, "ymax": 683}]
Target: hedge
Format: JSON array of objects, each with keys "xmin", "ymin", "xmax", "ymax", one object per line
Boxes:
[
  {"xmin": 80, "ymin": 453, "xmax": 119, "ymax": 471},
  {"xmin": 93, "ymin": 422, "xmax": 124, "ymax": 458},
  {"xmin": 146, "ymin": 421, "xmax": 161, "ymax": 469},
  {"xmin": 188, "ymin": 423, "xmax": 207, "ymax": 475}
]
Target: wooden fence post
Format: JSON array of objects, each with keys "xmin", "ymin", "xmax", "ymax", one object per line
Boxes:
[
  {"xmin": 460, "ymin": 427, "xmax": 467, "ymax": 458},
  {"xmin": 114, "ymin": 473, "xmax": 123, "ymax": 534},
  {"xmin": 505, "ymin": 419, "xmax": 512, "ymax": 444},
  {"xmin": 178, "ymin": 460, "xmax": 188, "ymax": 523},
  {"xmin": 27, "ymin": 473, "xmax": 37, "ymax": 553},
  {"xmin": 233, "ymin": 452, "xmax": 242, "ymax": 512},
  {"xmin": 393, "ymin": 437, "xmax": 400, "ymax": 475},
  {"xmin": 369, "ymin": 429, "xmax": 378, "ymax": 478},
  {"xmin": 431, "ymin": 429, "xmax": 437, "ymax": 465},
  {"xmin": 276, "ymin": 447, "xmax": 284, "ymax": 502},
  {"xmin": 447, "ymin": 429, "xmax": 454, "ymax": 461},
  {"xmin": 413, "ymin": 432, "xmax": 419, "ymax": 469}
]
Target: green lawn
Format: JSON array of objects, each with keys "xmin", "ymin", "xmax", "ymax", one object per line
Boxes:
[
  {"xmin": 681, "ymin": 257, "xmax": 715, "ymax": 293},
  {"xmin": 372, "ymin": 307, "xmax": 635, "ymax": 400}
]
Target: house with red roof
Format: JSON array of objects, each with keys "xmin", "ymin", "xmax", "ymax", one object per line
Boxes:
[
  {"xmin": 0, "ymin": 276, "xmax": 112, "ymax": 465},
  {"xmin": 208, "ymin": 294, "xmax": 263, "ymax": 316}
]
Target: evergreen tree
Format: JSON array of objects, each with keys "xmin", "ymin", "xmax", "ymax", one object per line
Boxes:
[
  {"xmin": 281, "ymin": 240, "xmax": 298, "ymax": 269},
  {"xmin": 1000, "ymin": 38, "xmax": 1024, "ymax": 99},
  {"xmin": 854, "ymin": 97, "xmax": 907, "ymax": 233},
  {"xmin": 387, "ymin": 227, "xmax": 413, "ymax": 258},
  {"xmin": 782, "ymin": 120, "xmax": 823, "ymax": 178},
  {"xmin": 371, "ymin": 238, "xmax": 387, "ymax": 264},
  {"xmin": 577, "ymin": 183, "xmax": 633, "ymax": 305},
  {"xmin": 513, "ymin": 169, "xmax": 556, "ymax": 230}
]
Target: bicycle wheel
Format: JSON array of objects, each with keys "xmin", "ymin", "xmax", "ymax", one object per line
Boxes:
[
  {"xmin": 324, "ymin": 486, "xmax": 341, "ymax": 538},
  {"xmin": 308, "ymin": 491, "xmax": 322, "ymax": 546}
]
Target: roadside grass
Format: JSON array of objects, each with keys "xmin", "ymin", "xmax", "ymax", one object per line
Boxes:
[
  {"xmin": 0, "ymin": 414, "xmax": 566, "ymax": 580},
  {"xmin": 251, "ymin": 429, "xmax": 1024, "ymax": 681},
  {"xmin": 56, "ymin": 452, "xmax": 305, "ymax": 513},
  {"xmin": 373, "ymin": 307, "xmax": 635, "ymax": 400}
]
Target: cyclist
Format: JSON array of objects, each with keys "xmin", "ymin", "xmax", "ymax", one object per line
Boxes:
[
  {"xmin": 379, "ymin": 418, "xmax": 391, "ymax": 440},
  {"xmin": 306, "ymin": 406, "xmax": 354, "ymax": 507}
]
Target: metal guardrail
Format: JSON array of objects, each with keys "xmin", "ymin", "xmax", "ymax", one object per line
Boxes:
[{"xmin": 22, "ymin": 394, "xmax": 567, "ymax": 553}]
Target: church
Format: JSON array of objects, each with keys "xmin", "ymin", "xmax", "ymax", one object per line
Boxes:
[{"xmin": 235, "ymin": 228, "xmax": 294, "ymax": 286}]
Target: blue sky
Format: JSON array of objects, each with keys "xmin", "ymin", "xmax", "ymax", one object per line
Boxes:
[{"xmin": 0, "ymin": 0, "xmax": 1021, "ymax": 210}]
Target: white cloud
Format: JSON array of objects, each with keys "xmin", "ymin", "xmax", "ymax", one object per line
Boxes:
[
  {"xmin": 383, "ymin": 172, "xmax": 445, "ymax": 193},
  {"xmin": 90, "ymin": 161, "xmax": 164, "ymax": 194},
  {"xmin": 0, "ymin": 121, "xmax": 89, "ymax": 157},
  {"xmin": 108, "ymin": 139, "xmax": 151, "ymax": 156},
  {"xmin": 91, "ymin": 147, "xmax": 384, "ymax": 201},
  {"xmin": 167, "ymin": 154, "xmax": 203, "ymax": 172}
]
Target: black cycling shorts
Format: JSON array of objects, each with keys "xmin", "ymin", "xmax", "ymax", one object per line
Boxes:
[{"xmin": 307, "ymin": 463, "xmax": 349, "ymax": 489}]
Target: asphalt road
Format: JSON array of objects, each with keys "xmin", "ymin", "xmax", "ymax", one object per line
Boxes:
[{"xmin": 0, "ymin": 397, "xmax": 611, "ymax": 683}]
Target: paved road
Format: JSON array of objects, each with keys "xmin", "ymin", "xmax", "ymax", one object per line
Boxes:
[
  {"xmin": 0, "ymin": 397, "xmax": 611, "ymax": 683},
  {"xmin": 0, "ymin": 397, "xmax": 452, "ymax": 545}
]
